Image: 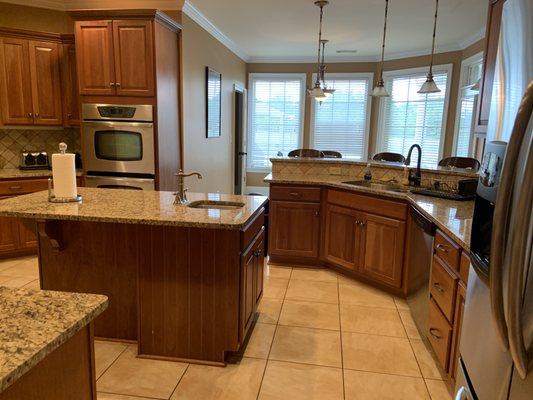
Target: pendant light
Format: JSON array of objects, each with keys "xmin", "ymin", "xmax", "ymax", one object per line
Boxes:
[
  {"xmin": 308, "ymin": 0, "xmax": 329, "ymax": 101},
  {"xmin": 418, "ymin": 0, "xmax": 441, "ymax": 94},
  {"xmin": 320, "ymin": 39, "xmax": 335, "ymax": 98},
  {"xmin": 371, "ymin": 0, "xmax": 390, "ymax": 97}
]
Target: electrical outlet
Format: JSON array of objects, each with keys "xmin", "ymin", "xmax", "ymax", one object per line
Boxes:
[{"xmin": 329, "ymin": 167, "xmax": 342, "ymax": 175}]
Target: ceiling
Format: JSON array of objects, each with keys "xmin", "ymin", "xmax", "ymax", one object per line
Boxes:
[{"xmin": 186, "ymin": 0, "xmax": 488, "ymax": 62}]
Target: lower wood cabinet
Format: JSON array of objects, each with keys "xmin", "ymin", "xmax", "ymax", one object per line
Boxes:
[
  {"xmin": 269, "ymin": 200, "xmax": 320, "ymax": 262},
  {"xmin": 449, "ymin": 281, "xmax": 466, "ymax": 381},
  {"xmin": 323, "ymin": 204, "xmax": 362, "ymax": 271},
  {"xmin": 428, "ymin": 297, "xmax": 453, "ymax": 370}
]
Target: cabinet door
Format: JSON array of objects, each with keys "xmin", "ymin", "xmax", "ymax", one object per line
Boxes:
[
  {"xmin": 112, "ymin": 20, "xmax": 155, "ymax": 97},
  {"xmin": 0, "ymin": 37, "xmax": 33, "ymax": 125},
  {"xmin": 475, "ymin": 0, "xmax": 505, "ymax": 132},
  {"xmin": 449, "ymin": 282, "xmax": 466, "ymax": 379},
  {"xmin": 255, "ymin": 230, "xmax": 265, "ymax": 304},
  {"xmin": 0, "ymin": 216, "xmax": 20, "ymax": 253},
  {"xmin": 241, "ymin": 244, "xmax": 256, "ymax": 339},
  {"xmin": 75, "ymin": 20, "xmax": 116, "ymax": 96},
  {"xmin": 323, "ymin": 204, "xmax": 362, "ymax": 271},
  {"xmin": 60, "ymin": 43, "xmax": 80, "ymax": 126},
  {"xmin": 360, "ymin": 213, "xmax": 406, "ymax": 288},
  {"xmin": 18, "ymin": 219, "xmax": 37, "ymax": 249},
  {"xmin": 269, "ymin": 201, "xmax": 320, "ymax": 260},
  {"xmin": 28, "ymin": 41, "xmax": 62, "ymax": 125}
]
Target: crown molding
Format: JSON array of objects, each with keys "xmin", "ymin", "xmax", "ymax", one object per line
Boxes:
[
  {"xmin": 182, "ymin": 0, "xmax": 250, "ymax": 62},
  {"xmin": 0, "ymin": 0, "xmax": 66, "ymax": 10},
  {"xmin": 458, "ymin": 28, "xmax": 486, "ymax": 50},
  {"xmin": 0, "ymin": 0, "xmax": 182, "ymax": 11}
]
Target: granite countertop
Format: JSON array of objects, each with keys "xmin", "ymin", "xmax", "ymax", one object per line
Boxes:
[
  {"xmin": 270, "ymin": 157, "xmax": 479, "ymax": 178},
  {"xmin": 0, "ymin": 168, "xmax": 83, "ymax": 180},
  {"xmin": 265, "ymin": 173, "xmax": 473, "ymax": 250},
  {"xmin": 0, "ymin": 188, "xmax": 268, "ymax": 230},
  {"xmin": 0, "ymin": 287, "xmax": 108, "ymax": 393}
]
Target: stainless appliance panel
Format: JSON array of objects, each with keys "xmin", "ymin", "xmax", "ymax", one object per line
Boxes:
[
  {"xmin": 83, "ymin": 121, "xmax": 155, "ymax": 175},
  {"xmin": 82, "ymin": 104, "xmax": 153, "ymax": 122},
  {"xmin": 85, "ymin": 175, "xmax": 155, "ymax": 191}
]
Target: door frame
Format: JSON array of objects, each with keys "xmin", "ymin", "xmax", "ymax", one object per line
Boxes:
[{"xmin": 233, "ymin": 83, "xmax": 247, "ymax": 194}]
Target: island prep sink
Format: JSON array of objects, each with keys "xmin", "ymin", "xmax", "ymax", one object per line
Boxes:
[
  {"xmin": 342, "ymin": 180, "xmax": 408, "ymax": 193},
  {"xmin": 187, "ymin": 200, "xmax": 245, "ymax": 210}
]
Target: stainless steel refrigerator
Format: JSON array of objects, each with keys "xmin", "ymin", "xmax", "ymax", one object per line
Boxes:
[{"xmin": 455, "ymin": 0, "xmax": 533, "ymax": 398}]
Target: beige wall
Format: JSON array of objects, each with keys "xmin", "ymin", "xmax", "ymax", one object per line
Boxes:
[
  {"xmin": 0, "ymin": 2, "xmax": 73, "ymax": 33},
  {"xmin": 246, "ymin": 40, "xmax": 484, "ymax": 186},
  {"xmin": 180, "ymin": 13, "xmax": 247, "ymax": 194}
]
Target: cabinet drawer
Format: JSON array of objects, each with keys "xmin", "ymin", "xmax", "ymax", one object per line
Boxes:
[
  {"xmin": 270, "ymin": 185, "xmax": 321, "ymax": 202},
  {"xmin": 427, "ymin": 297, "xmax": 453, "ymax": 371},
  {"xmin": 430, "ymin": 256, "xmax": 458, "ymax": 321},
  {"xmin": 327, "ymin": 189, "xmax": 407, "ymax": 220},
  {"xmin": 0, "ymin": 179, "xmax": 48, "ymax": 196},
  {"xmin": 459, "ymin": 251, "xmax": 470, "ymax": 284},
  {"xmin": 434, "ymin": 230, "xmax": 461, "ymax": 271}
]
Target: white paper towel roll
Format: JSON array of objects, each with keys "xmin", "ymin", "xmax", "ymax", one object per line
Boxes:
[{"xmin": 52, "ymin": 144, "xmax": 77, "ymax": 199}]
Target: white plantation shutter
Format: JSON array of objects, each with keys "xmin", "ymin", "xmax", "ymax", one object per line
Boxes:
[
  {"xmin": 311, "ymin": 74, "xmax": 372, "ymax": 159},
  {"xmin": 247, "ymin": 74, "xmax": 305, "ymax": 171},
  {"xmin": 378, "ymin": 67, "xmax": 451, "ymax": 167}
]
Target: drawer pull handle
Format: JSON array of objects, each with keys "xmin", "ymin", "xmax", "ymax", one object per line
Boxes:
[
  {"xmin": 9, "ymin": 186, "xmax": 22, "ymax": 190},
  {"xmin": 433, "ymin": 282, "xmax": 445, "ymax": 293},
  {"xmin": 289, "ymin": 192, "xmax": 301, "ymax": 197},
  {"xmin": 429, "ymin": 328, "xmax": 443, "ymax": 339},
  {"xmin": 436, "ymin": 244, "xmax": 449, "ymax": 253},
  {"xmin": 315, "ymin": 211, "xmax": 319, "ymax": 217}
]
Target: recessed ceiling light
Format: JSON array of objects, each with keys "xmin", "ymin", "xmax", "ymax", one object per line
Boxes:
[{"xmin": 336, "ymin": 49, "xmax": 358, "ymax": 54}]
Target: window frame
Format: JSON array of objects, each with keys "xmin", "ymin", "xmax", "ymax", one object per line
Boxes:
[
  {"xmin": 376, "ymin": 64, "xmax": 454, "ymax": 166},
  {"xmin": 246, "ymin": 72, "xmax": 307, "ymax": 172},
  {"xmin": 452, "ymin": 52, "xmax": 484, "ymax": 157},
  {"xmin": 309, "ymin": 72, "xmax": 374, "ymax": 160}
]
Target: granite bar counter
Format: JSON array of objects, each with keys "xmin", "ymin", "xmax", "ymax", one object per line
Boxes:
[
  {"xmin": 0, "ymin": 287, "xmax": 107, "ymax": 399},
  {"xmin": 0, "ymin": 188, "xmax": 268, "ymax": 366},
  {"xmin": 0, "ymin": 168, "xmax": 84, "ymax": 180}
]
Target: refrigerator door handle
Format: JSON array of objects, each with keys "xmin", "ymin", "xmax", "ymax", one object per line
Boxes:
[
  {"xmin": 507, "ymin": 132, "xmax": 533, "ymax": 380},
  {"xmin": 455, "ymin": 386, "xmax": 474, "ymax": 400},
  {"xmin": 490, "ymin": 81, "xmax": 533, "ymax": 350}
]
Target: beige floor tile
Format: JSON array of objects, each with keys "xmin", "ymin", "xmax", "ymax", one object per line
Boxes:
[
  {"xmin": 342, "ymin": 332, "xmax": 421, "ymax": 377},
  {"xmin": 1, "ymin": 259, "xmax": 39, "ymax": 278},
  {"xmin": 410, "ymin": 339, "xmax": 444, "ymax": 380},
  {"xmin": 22, "ymin": 279, "xmax": 40, "ymax": 290},
  {"xmin": 262, "ymin": 277, "xmax": 289, "ymax": 300},
  {"xmin": 339, "ymin": 281, "xmax": 396, "ymax": 309},
  {"xmin": 344, "ymin": 369, "xmax": 430, "ymax": 400},
  {"xmin": 269, "ymin": 325, "xmax": 342, "ymax": 367},
  {"xmin": 425, "ymin": 379, "xmax": 452, "ymax": 400},
  {"xmin": 279, "ymin": 300, "xmax": 339, "ymax": 330},
  {"xmin": 265, "ymin": 265, "xmax": 292, "ymax": 279},
  {"xmin": 0, "ymin": 258, "xmax": 26, "ymax": 272},
  {"xmin": 340, "ymin": 304, "xmax": 406, "ymax": 337},
  {"xmin": 394, "ymin": 296, "xmax": 411, "ymax": 311},
  {"xmin": 285, "ymin": 280, "xmax": 338, "ymax": 304},
  {"xmin": 171, "ymin": 357, "xmax": 266, "ymax": 400},
  {"xmin": 257, "ymin": 298, "xmax": 283, "ymax": 324},
  {"xmin": 97, "ymin": 345, "xmax": 187, "ymax": 399},
  {"xmin": 0, "ymin": 275, "xmax": 13, "ymax": 284},
  {"xmin": 399, "ymin": 310, "xmax": 421, "ymax": 339},
  {"xmin": 98, "ymin": 393, "xmax": 156, "ymax": 399},
  {"xmin": 95, "ymin": 340, "xmax": 129, "ymax": 379},
  {"xmin": 290, "ymin": 268, "xmax": 338, "ymax": 282},
  {"xmin": 0, "ymin": 276, "xmax": 36, "ymax": 288},
  {"xmin": 259, "ymin": 360, "xmax": 343, "ymax": 400},
  {"xmin": 244, "ymin": 323, "xmax": 276, "ymax": 359}
]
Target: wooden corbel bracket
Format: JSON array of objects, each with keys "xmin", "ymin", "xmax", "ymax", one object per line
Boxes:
[{"xmin": 37, "ymin": 220, "xmax": 64, "ymax": 252}]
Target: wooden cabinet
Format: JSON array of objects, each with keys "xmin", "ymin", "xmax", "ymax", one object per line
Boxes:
[
  {"xmin": 475, "ymin": 0, "xmax": 505, "ymax": 133},
  {"xmin": 428, "ymin": 297, "xmax": 453, "ymax": 370},
  {"xmin": 60, "ymin": 42, "xmax": 80, "ymax": 126},
  {"xmin": 359, "ymin": 212, "xmax": 406, "ymax": 288},
  {"xmin": 75, "ymin": 19, "xmax": 154, "ymax": 97},
  {"xmin": 0, "ymin": 215, "xmax": 20, "ymax": 253},
  {"xmin": 449, "ymin": 281, "xmax": 466, "ymax": 381},
  {"xmin": 0, "ymin": 31, "xmax": 67, "ymax": 126},
  {"xmin": 323, "ymin": 204, "xmax": 362, "ymax": 271},
  {"xmin": 269, "ymin": 200, "xmax": 320, "ymax": 261}
]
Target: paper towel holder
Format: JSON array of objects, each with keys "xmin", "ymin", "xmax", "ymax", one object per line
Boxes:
[{"xmin": 48, "ymin": 178, "xmax": 82, "ymax": 203}]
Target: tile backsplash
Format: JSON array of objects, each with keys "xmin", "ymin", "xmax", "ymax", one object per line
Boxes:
[{"xmin": 0, "ymin": 128, "xmax": 81, "ymax": 169}]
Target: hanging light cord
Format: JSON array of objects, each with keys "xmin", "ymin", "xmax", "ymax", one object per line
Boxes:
[
  {"xmin": 428, "ymin": 0, "xmax": 439, "ymax": 76},
  {"xmin": 315, "ymin": 2, "xmax": 326, "ymax": 87},
  {"xmin": 320, "ymin": 40, "xmax": 326, "ymax": 84},
  {"xmin": 378, "ymin": 0, "xmax": 389, "ymax": 84}
]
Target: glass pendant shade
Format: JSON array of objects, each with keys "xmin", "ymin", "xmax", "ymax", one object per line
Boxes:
[
  {"xmin": 418, "ymin": 74, "xmax": 441, "ymax": 94},
  {"xmin": 308, "ymin": 86, "xmax": 325, "ymax": 99},
  {"xmin": 371, "ymin": 80, "xmax": 389, "ymax": 97},
  {"xmin": 323, "ymin": 88, "xmax": 335, "ymax": 97}
]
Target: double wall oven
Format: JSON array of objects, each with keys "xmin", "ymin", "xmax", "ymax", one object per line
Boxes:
[{"xmin": 83, "ymin": 104, "xmax": 155, "ymax": 190}]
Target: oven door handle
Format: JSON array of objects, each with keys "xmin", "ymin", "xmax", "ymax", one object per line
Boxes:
[{"xmin": 83, "ymin": 121, "xmax": 154, "ymax": 129}]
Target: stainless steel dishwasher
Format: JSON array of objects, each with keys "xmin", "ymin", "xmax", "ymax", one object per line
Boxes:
[{"xmin": 406, "ymin": 206, "xmax": 436, "ymax": 335}]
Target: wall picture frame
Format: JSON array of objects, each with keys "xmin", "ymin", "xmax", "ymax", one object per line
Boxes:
[{"xmin": 206, "ymin": 67, "xmax": 222, "ymax": 138}]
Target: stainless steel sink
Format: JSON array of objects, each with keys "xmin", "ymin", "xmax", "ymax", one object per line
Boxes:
[
  {"xmin": 187, "ymin": 200, "xmax": 245, "ymax": 210},
  {"xmin": 342, "ymin": 180, "xmax": 408, "ymax": 193}
]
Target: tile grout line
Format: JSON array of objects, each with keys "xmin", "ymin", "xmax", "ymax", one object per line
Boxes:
[
  {"xmin": 167, "ymin": 363, "xmax": 190, "ymax": 399},
  {"xmin": 95, "ymin": 341, "xmax": 131, "ymax": 383},
  {"xmin": 97, "ymin": 390, "xmax": 161, "ymax": 400}
]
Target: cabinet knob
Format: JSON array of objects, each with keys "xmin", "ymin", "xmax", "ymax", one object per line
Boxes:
[
  {"xmin": 110, "ymin": 82, "xmax": 116, "ymax": 87},
  {"xmin": 429, "ymin": 328, "xmax": 443, "ymax": 340},
  {"xmin": 436, "ymin": 244, "xmax": 449, "ymax": 253},
  {"xmin": 28, "ymin": 112, "xmax": 33, "ymax": 118},
  {"xmin": 35, "ymin": 113, "xmax": 39, "ymax": 118},
  {"xmin": 433, "ymin": 282, "xmax": 445, "ymax": 293},
  {"xmin": 116, "ymin": 82, "xmax": 121, "ymax": 87},
  {"xmin": 67, "ymin": 113, "xmax": 72, "ymax": 118},
  {"xmin": 315, "ymin": 210, "xmax": 319, "ymax": 217}
]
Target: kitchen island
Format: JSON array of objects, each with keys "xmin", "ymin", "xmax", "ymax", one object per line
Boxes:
[{"xmin": 0, "ymin": 188, "xmax": 268, "ymax": 366}]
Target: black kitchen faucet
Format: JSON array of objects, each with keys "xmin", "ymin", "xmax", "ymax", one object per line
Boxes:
[{"xmin": 405, "ymin": 144, "xmax": 422, "ymax": 186}]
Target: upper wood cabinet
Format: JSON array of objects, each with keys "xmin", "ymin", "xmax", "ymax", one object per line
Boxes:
[
  {"xmin": 475, "ymin": 0, "xmax": 505, "ymax": 132},
  {"xmin": 75, "ymin": 19, "xmax": 154, "ymax": 97},
  {"xmin": 0, "ymin": 31, "xmax": 67, "ymax": 126},
  {"xmin": 60, "ymin": 42, "xmax": 81, "ymax": 126}
]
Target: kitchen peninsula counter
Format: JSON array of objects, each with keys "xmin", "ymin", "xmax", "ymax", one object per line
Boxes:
[
  {"xmin": 265, "ymin": 173, "xmax": 472, "ymax": 250},
  {"xmin": 0, "ymin": 189, "xmax": 268, "ymax": 366}
]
